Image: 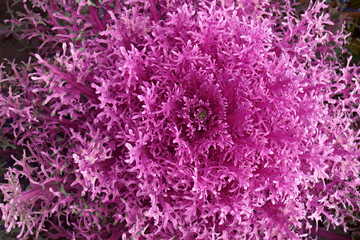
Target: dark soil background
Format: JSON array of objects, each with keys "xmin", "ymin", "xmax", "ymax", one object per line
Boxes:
[{"xmin": 0, "ymin": 1, "xmax": 32, "ymax": 64}]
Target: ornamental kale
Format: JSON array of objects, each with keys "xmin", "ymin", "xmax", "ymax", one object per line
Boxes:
[{"xmin": 1, "ymin": 0, "xmax": 360, "ymax": 239}]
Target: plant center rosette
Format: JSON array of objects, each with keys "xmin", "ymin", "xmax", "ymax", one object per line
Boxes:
[{"xmin": 1, "ymin": 0, "xmax": 360, "ymax": 239}]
